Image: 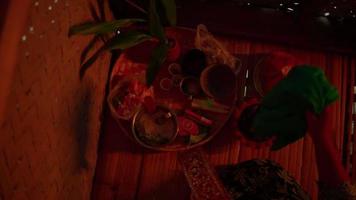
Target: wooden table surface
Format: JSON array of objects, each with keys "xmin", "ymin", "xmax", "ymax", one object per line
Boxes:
[{"xmin": 91, "ymin": 35, "xmax": 348, "ymax": 200}]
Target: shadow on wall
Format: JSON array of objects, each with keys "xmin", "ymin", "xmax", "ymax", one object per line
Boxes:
[
  {"xmin": 0, "ymin": 0, "xmax": 9, "ymax": 32},
  {"xmin": 71, "ymin": 80, "xmax": 95, "ymax": 170}
]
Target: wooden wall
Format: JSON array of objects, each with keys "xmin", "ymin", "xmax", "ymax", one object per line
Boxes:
[{"xmin": 0, "ymin": 0, "xmax": 111, "ymax": 199}]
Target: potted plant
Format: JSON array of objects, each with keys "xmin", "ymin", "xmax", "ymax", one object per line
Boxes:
[{"xmin": 68, "ymin": 0, "xmax": 178, "ymax": 86}]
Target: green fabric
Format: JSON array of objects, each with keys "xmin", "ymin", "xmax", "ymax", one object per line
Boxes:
[{"xmin": 252, "ymin": 65, "xmax": 339, "ymax": 150}]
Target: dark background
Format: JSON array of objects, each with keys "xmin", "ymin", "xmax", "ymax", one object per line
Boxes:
[{"xmin": 109, "ymin": 0, "xmax": 356, "ymax": 55}]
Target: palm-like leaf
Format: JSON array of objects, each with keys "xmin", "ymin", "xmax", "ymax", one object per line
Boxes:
[
  {"xmin": 146, "ymin": 42, "xmax": 169, "ymax": 86},
  {"xmin": 149, "ymin": 0, "xmax": 165, "ymax": 40},
  {"xmin": 74, "ymin": 0, "xmax": 177, "ymax": 83},
  {"xmin": 79, "ymin": 45, "xmax": 106, "ymax": 79},
  {"xmin": 158, "ymin": 0, "xmax": 176, "ymax": 26},
  {"xmin": 89, "ymin": 2, "xmax": 101, "ymax": 21},
  {"xmin": 106, "ymin": 31, "xmax": 151, "ymax": 50},
  {"xmin": 80, "ymin": 35, "xmax": 100, "ymax": 64},
  {"xmin": 79, "ymin": 31, "xmax": 151, "ymax": 79},
  {"xmin": 68, "ymin": 18, "xmax": 146, "ymax": 37}
]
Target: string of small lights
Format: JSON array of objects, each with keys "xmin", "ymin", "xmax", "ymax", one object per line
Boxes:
[{"xmin": 188, "ymin": 0, "xmax": 356, "ymax": 21}]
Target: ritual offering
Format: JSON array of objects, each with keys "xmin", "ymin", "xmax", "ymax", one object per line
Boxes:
[
  {"xmin": 184, "ymin": 109, "xmax": 213, "ymax": 126},
  {"xmin": 177, "ymin": 116, "xmax": 199, "ymax": 136},
  {"xmin": 108, "ymin": 27, "xmax": 239, "ymax": 151},
  {"xmin": 143, "ymin": 96, "xmax": 157, "ymax": 113},
  {"xmin": 172, "ymin": 75, "xmax": 184, "ymax": 87},
  {"xmin": 180, "ymin": 48, "xmax": 207, "ymax": 77},
  {"xmin": 190, "ymin": 126, "xmax": 210, "ymax": 144},
  {"xmin": 192, "ymin": 98, "xmax": 230, "ymax": 110},
  {"xmin": 160, "ymin": 78, "xmax": 174, "ymax": 91},
  {"xmin": 180, "ymin": 77, "xmax": 202, "ymax": 97},
  {"xmin": 108, "ymin": 73, "xmax": 154, "ymax": 120},
  {"xmin": 191, "ymin": 100, "xmax": 229, "ymax": 114},
  {"xmin": 195, "ymin": 24, "xmax": 239, "ymax": 70},
  {"xmin": 155, "ymin": 99, "xmax": 185, "ymax": 111},
  {"xmin": 168, "ymin": 63, "xmax": 182, "ymax": 76},
  {"xmin": 166, "ymin": 36, "xmax": 181, "ymax": 62},
  {"xmin": 132, "ymin": 106, "xmax": 178, "ymax": 147},
  {"xmin": 200, "ymin": 64, "xmax": 237, "ymax": 100}
]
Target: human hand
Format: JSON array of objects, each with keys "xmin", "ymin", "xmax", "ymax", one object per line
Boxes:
[
  {"xmin": 305, "ymin": 104, "xmax": 334, "ymax": 145},
  {"xmin": 306, "ymin": 103, "xmax": 349, "ymax": 186}
]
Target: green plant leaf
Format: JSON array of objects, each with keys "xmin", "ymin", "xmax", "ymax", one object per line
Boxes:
[
  {"xmin": 158, "ymin": 0, "xmax": 176, "ymax": 26},
  {"xmin": 106, "ymin": 31, "xmax": 151, "ymax": 50},
  {"xmin": 79, "ymin": 45, "xmax": 106, "ymax": 79},
  {"xmin": 89, "ymin": 2, "xmax": 100, "ymax": 21},
  {"xmin": 146, "ymin": 43, "xmax": 169, "ymax": 86},
  {"xmin": 68, "ymin": 18, "xmax": 146, "ymax": 37},
  {"xmin": 80, "ymin": 35, "xmax": 100, "ymax": 64},
  {"xmin": 149, "ymin": 0, "xmax": 165, "ymax": 40},
  {"xmin": 79, "ymin": 32, "xmax": 151, "ymax": 79}
]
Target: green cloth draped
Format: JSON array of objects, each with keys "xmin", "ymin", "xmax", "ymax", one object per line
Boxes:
[{"xmin": 252, "ymin": 65, "xmax": 339, "ymax": 150}]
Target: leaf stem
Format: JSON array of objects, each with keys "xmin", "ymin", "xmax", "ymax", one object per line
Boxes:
[{"xmin": 124, "ymin": 0, "xmax": 148, "ymax": 14}]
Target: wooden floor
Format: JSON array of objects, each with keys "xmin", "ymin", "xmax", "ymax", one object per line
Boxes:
[{"xmin": 91, "ymin": 37, "xmax": 348, "ymax": 200}]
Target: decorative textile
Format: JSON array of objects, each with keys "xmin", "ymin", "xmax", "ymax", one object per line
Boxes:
[
  {"xmin": 178, "ymin": 149, "xmax": 232, "ymax": 200},
  {"xmin": 217, "ymin": 159, "xmax": 310, "ymax": 200},
  {"xmin": 318, "ymin": 182, "xmax": 356, "ymax": 200}
]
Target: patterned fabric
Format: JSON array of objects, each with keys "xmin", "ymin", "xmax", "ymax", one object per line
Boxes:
[
  {"xmin": 178, "ymin": 150, "xmax": 232, "ymax": 200},
  {"xmin": 180, "ymin": 150, "xmax": 356, "ymax": 200},
  {"xmin": 216, "ymin": 159, "xmax": 310, "ymax": 200},
  {"xmin": 318, "ymin": 182, "xmax": 356, "ymax": 200}
]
